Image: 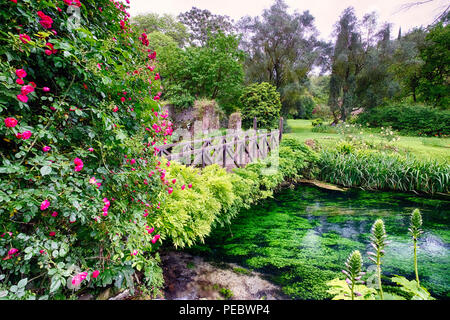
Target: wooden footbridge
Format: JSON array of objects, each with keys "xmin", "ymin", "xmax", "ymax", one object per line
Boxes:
[{"xmin": 156, "ymin": 118, "xmax": 284, "ymax": 170}]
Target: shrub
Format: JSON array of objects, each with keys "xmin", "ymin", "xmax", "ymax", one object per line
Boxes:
[
  {"xmin": 311, "ymin": 118, "xmax": 324, "ymax": 127},
  {"xmin": 239, "ymin": 82, "xmax": 282, "ymax": 129},
  {"xmin": 160, "ymin": 137, "xmax": 318, "ymax": 247},
  {"xmin": 356, "ymin": 104, "xmax": 450, "ymax": 136},
  {"xmin": 0, "ymin": 0, "xmax": 171, "ymax": 299}
]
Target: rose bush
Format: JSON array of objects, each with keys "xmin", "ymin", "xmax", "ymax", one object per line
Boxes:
[{"xmin": 0, "ymin": 0, "xmax": 174, "ymax": 299}]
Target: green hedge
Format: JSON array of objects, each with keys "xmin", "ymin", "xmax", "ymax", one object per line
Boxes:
[{"xmin": 356, "ymin": 104, "xmax": 450, "ymax": 136}]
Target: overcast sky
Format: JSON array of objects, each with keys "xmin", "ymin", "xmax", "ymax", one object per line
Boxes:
[{"xmin": 129, "ymin": 0, "xmax": 447, "ymax": 41}]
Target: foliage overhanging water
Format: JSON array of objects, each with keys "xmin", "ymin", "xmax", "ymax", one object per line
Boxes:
[{"xmin": 189, "ymin": 186, "xmax": 450, "ymax": 300}]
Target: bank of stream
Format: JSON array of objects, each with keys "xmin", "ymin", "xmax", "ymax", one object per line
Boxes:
[{"xmin": 179, "ymin": 185, "xmax": 449, "ymax": 300}]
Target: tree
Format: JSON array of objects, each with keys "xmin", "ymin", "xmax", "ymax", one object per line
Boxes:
[
  {"xmin": 389, "ymin": 28, "xmax": 427, "ymax": 102},
  {"xmin": 328, "ymin": 7, "xmax": 364, "ymax": 123},
  {"xmin": 178, "ymin": 7, "xmax": 236, "ymax": 46},
  {"xmin": 132, "ymin": 13, "xmax": 189, "ymax": 47},
  {"xmin": 238, "ymin": 0, "xmax": 331, "ymax": 117},
  {"xmin": 239, "ymin": 82, "xmax": 282, "ymax": 129},
  {"xmin": 160, "ymin": 32, "xmax": 245, "ymax": 113},
  {"xmin": 417, "ymin": 22, "xmax": 450, "ymax": 108},
  {"xmin": 355, "ymin": 23, "xmax": 400, "ymax": 109}
]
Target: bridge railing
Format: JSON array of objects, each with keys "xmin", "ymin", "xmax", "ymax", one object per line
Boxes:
[{"xmin": 156, "ymin": 117, "xmax": 284, "ymax": 169}]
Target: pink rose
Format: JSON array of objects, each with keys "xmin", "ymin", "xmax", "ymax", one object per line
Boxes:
[
  {"xmin": 17, "ymin": 94, "xmax": 28, "ymax": 103},
  {"xmin": 49, "ymin": 231, "xmax": 56, "ymax": 237},
  {"xmin": 92, "ymin": 270, "xmax": 100, "ymax": 278},
  {"xmin": 40, "ymin": 200, "xmax": 50, "ymax": 211},
  {"xmin": 51, "ymin": 211, "xmax": 58, "ymax": 217},
  {"xmin": 74, "ymin": 158, "xmax": 83, "ymax": 171},
  {"xmin": 43, "ymin": 146, "xmax": 51, "ymax": 152},
  {"xmin": 8, "ymin": 248, "xmax": 18, "ymax": 256},
  {"xmin": 151, "ymin": 234, "xmax": 160, "ymax": 244},
  {"xmin": 16, "ymin": 78, "xmax": 24, "ymax": 85},
  {"xmin": 21, "ymin": 85, "xmax": 34, "ymax": 95},
  {"xmin": 37, "ymin": 11, "xmax": 53, "ymax": 29},
  {"xmin": 43, "ymin": 87, "xmax": 50, "ymax": 92},
  {"xmin": 16, "ymin": 69, "xmax": 27, "ymax": 78},
  {"xmin": 21, "ymin": 131, "xmax": 32, "ymax": 140},
  {"xmin": 19, "ymin": 34, "xmax": 31, "ymax": 44},
  {"xmin": 4, "ymin": 117, "xmax": 18, "ymax": 128}
]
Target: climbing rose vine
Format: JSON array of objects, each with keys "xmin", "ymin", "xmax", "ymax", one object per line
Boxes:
[{"xmin": 0, "ymin": 0, "xmax": 176, "ymax": 299}]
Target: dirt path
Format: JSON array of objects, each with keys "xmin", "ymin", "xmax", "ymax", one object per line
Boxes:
[{"xmin": 161, "ymin": 251, "xmax": 287, "ymax": 300}]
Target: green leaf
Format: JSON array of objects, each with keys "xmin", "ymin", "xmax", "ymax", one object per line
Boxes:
[
  {"xmin": 17, "ymin": 278, "xmax": 28, "ymax": 289},
  {"xmin": 391, "ymin": 276, "xmax": 435, "ymax": 300},
  {"xmin": 40, "ymin": 166, "xmax": 52, "ymax": 176},
  {"xmin": 49, "ymin": 276, "xmax": 61, "ymax": 293}
]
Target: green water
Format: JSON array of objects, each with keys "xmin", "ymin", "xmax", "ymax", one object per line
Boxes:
[{"xmin": 189, "ymin": 186, "xmax": 450, "ymax": 300}]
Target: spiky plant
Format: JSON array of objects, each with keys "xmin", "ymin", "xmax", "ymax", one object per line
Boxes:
[
  {"xmin": 342, "ymin": 250, "xmax": 365, "ymax": 300},
  {"xmin": 408, "ymin": 209, "xmax": 424, "ymax": 286},
  {"xmin": 368, "ymin": 219, "xmax": 388, "ymax": 299}
]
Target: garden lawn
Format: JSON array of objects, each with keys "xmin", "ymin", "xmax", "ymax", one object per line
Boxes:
[{"xmin": 287, "ymin": 119, "xmax": 450, "ymax": 162}]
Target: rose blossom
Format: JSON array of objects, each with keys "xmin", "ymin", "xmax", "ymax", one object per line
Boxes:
[
  {"xmin": 42, "ymin": 146, "xmax": 51, "ymax": 152},
  {"xmin": 16, "ymin": 69, "xmax": 27, "ymax": 78},
  {"xmin": 4, "ymin": 117, "xmax": 18, "ymax": 128},
  {"xmin": 37, "ymin": 11, "xmax": 53, "ymax": 29},
  {"xmin": 19, "ymin": 34, "xmax": 31, "ymax": 44},
  {"xmin": 20, "ymin": 131, "xmax": 32, "ymax": 140},
  {"xmin": 40, "ymin": 200, "xmax": 50, "ymax": 211},
  {"xmin": 21, "ymin": 85, "xmax": 34, "ymax": 95},
  {"xmin": 17, "ymin": 94, "xmax": 28, "ymax": 103}
]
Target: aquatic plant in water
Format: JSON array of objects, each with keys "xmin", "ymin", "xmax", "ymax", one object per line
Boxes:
[
  {"xmin": 408, "ymin": 209, "xmax": 423, "ymax": 286},
  {"xmin": 368, "ymin": 219, "xmax": 388, "ymax": 299}
]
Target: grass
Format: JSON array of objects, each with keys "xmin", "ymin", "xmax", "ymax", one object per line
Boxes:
[{"xmin": 287, "ymin": 119, "xmax": 450, "ymax": 162}]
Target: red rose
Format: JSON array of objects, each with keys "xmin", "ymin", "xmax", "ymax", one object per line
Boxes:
[
  {"xmin": 16, "ymin": 69, "xmax": 27, "ymax": 78},
  {"xmin": 19, "ymin": 34, "xmax": 31, "ymax": 44},
  {"xmin": 17, "ymin": 94, "xmax": 28, "ymax": 103},
  {"xmin": 4, "ymin": 117, "xmax": 18, "ymax": 128},
  {"xmin": 37, "ymin": 11, "xmax": 53, "ymax": 29},
  {"xmin": 21, "ymin": 131, "xmax": 32, "ymax": 140},
  {"xmin": 21, "ymin": 85, "xmax": 34, "ymax": 95}
]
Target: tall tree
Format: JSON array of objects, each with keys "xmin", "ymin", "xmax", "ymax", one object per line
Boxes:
[
  {"xmin": 132, "ymin": 13, "xmax": 189, "ymax": 47},
  {"xmin": 417, "ymin": 22, "xmax": 450, "ymax": 108},
  {"xmin": 390, "ymin": 28, "xmax": 427, "ymax": 102},
  {"xmin": 178, "ymin": 7, "xmax": 236, "ymax": 46},
  {"xmin": 238, "ymin": 0, "xmax": 331, "ymax": 116},
  {"xmin": 328, "ymin": 7, "xmax": 364, "ymax": 123}
]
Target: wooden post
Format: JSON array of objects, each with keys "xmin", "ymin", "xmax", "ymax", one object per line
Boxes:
[
  {"xmin": 279, "ymin": 117, "xmax": 284, "ymax": 142},
  {"xmin": 234, "ymin": 135, "xmax": 239, "ymax": 168},
  {"xmin": 223, "ymin": 136, "xmax": 227, "ymax": 168}
]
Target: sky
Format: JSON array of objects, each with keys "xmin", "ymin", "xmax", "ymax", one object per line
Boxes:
[{"xmin": 128, "ymin": 0, "xmax": 448, "ymax": 41}]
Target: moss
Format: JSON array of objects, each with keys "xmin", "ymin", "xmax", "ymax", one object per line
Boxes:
[{"xmin": 189, "ymin": 185, "xmax": 450, "ymax": 300}]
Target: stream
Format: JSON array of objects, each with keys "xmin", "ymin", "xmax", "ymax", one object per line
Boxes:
[{"xmin": 186, "ymin": 185, "xmax": 450, "ymax": 300}]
